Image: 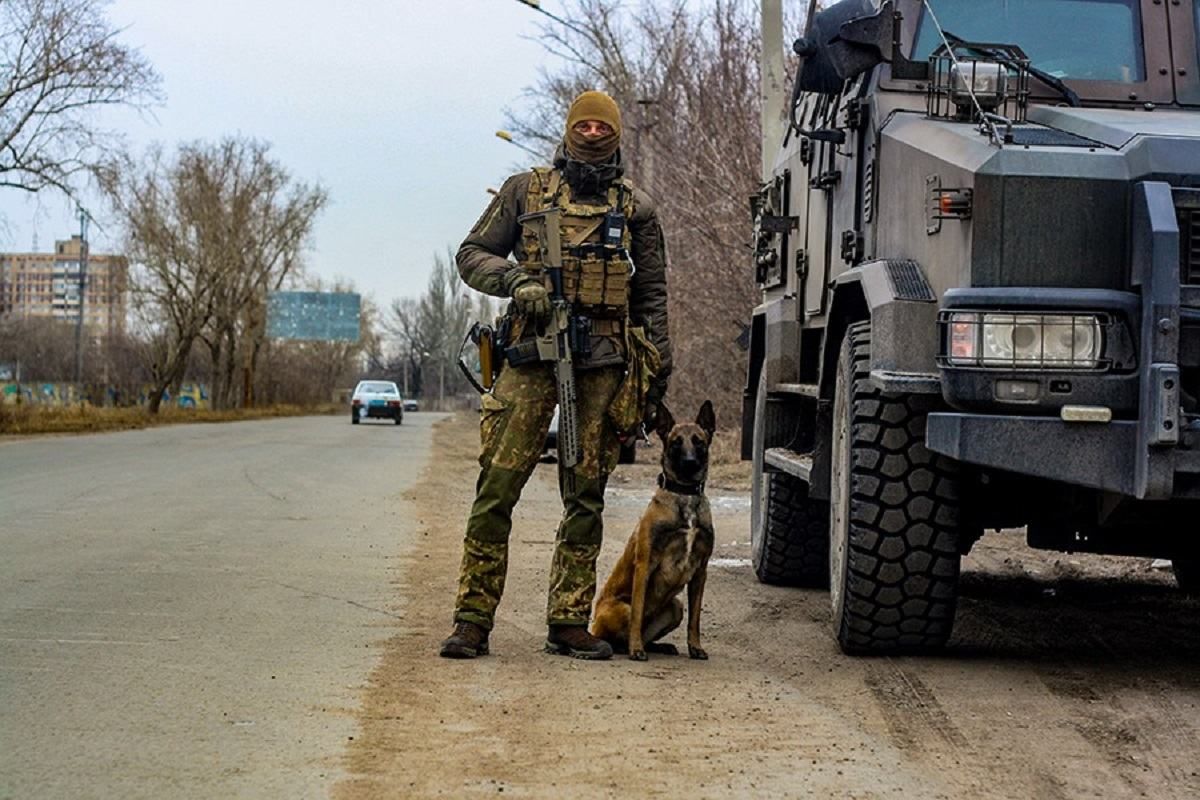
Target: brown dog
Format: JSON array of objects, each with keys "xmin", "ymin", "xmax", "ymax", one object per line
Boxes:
[{"xmin": 592, "ymin": 401, "xmax": 716, "ymax": 661}]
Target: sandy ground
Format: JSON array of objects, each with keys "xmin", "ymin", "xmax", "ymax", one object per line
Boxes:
[{"xmin": 336, "ymin": 413, "xmax": 1200, "ymax": 799}]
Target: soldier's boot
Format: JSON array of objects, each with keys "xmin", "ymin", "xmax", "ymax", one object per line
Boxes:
[
  {"xmin": 439, "ymin": 621, "xmax": 490, "ymax": 659},
  {"xmin": 544, "ymin": 624, "xmax": 613, "ymax": 660}
]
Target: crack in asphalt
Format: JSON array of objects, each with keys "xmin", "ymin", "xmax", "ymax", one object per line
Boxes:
[{"xmin": 266, "ymin": 580, "xmax": 405, "ymax": 621}]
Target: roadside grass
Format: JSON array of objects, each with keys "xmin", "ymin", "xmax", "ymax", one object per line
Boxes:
[{"xmin": 0, "ymin": 403, "xmax": 341, "ymax": 436}]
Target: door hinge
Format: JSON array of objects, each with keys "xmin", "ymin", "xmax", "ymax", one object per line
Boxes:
[
  {"xmin": 795, "ymin": 248, "xmax": 809, "ymax": 279},
  {"xmin": 845, "ymin": 98, "xmax": 865, "ymax": 131},
  {"xmin": 840, "ymin": 229, "xmax": 864, "ymax": 264},
  {"xmin": 810, "ymin": 170, "xmax": 841, "ymax": 190},
  {"xmin": 800, "ymin": 137, "xmax": 813, "ymax": 166}
]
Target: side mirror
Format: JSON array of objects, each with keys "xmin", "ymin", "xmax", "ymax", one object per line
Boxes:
[{"xmin": 797, "ymin": 0, "xmax": 920, "ymax": 94}]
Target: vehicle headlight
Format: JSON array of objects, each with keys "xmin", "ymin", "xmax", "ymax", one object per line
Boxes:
[{"xmin": 947, "ymin": 312, "xmax": 1104, "ymax": 370}]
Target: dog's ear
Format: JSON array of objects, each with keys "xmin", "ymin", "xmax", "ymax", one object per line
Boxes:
[
  {"xmin": 696, "ymin": 400, "xmax": 716, "ymax": 440},
  {"xmin": 655, "ymin": 403, "xmax": 676, "ymax": 442}
]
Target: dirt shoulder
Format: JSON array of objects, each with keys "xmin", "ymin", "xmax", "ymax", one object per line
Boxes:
[{"xmin": 337, "ymin": 413, "xmax": 1200, "ymax": 799}]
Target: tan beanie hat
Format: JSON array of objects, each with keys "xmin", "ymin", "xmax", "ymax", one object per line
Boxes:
[{"xmin": 564, "ymin": 91, "xmax": 622, "ymax": 163}]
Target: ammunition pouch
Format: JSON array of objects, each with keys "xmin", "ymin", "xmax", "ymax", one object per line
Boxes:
[
  {"xmin": 519, "ymin": 166, "xmax": 635, "ymax": 320},
  {"xmin": 504, "ymin": 339, "xmax": 542, "ymax": 367},
  {"xmin": 504, "ymin": 313, "xmax": 607, "ymax": 367}
]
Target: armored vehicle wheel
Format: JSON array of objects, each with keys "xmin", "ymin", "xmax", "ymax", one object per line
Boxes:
[
  {"xmin": 1172, "ymin": 559, "xmax": 1200, "ymax": 594},
  {"xmin": 829, "ymin": 321, "xmax": 962, "ymax": 654},
  {"xmin": 751, "ymin": 372, "xmax": 830, "ymax": 586}
]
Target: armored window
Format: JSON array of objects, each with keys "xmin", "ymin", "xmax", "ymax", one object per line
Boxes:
[{"xmin": 913, "ymin": 0, "xmax": 1145, "ymax": 84}]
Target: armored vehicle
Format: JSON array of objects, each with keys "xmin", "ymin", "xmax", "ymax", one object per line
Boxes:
[{"xmin": 743, "ymin": 0, "xmax": 1200, "ymax": 653}]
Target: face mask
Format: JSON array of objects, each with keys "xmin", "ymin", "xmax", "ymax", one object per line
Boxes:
[{"xmin": 565, "ymin": 127, "xmax": 620, "ymax": 163}]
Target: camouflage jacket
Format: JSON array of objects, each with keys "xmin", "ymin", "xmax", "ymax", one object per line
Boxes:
[{"xmin": 456, "ymin": 170, "xmax": 672, "ymax": 382}]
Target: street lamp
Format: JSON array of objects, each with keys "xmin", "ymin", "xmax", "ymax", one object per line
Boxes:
[
  {"xmin": 511, "ymin": 0, "xmax": 592, "ymax": 39},
  {"xmin": 495, "ymin": 130, "xmax": 544, "ymax": 160}
]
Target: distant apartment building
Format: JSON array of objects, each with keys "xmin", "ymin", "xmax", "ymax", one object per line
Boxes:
[{"xmin": 0, "ymin": 236, "xmax": 128, "ymax": 336}]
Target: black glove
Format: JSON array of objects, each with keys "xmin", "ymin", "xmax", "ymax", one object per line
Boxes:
[
  {"xmin": 503, "ymin": 268, "xmax": 551, "ymax": 324},
  {"xmin": 643, "ymin": 379, "xmax": 667, "ymax": 428}
]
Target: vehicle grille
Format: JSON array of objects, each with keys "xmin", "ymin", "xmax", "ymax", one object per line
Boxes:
[{"xmin": 1182, "ymin": 206, "xmax": 1200, "ymax": 286}]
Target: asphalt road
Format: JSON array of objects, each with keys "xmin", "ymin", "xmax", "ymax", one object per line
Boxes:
[{"xmin": 0, "ymin": 413, "xmax": 444, "ymax": 799}]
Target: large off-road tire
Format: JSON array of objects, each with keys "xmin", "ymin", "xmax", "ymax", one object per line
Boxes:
[
  {"xmin": 751, "ymin": 371, "xmax": 830, "ymax": 586},
  {"xmin": 829, "ymin": 321, "xmax": 961, "ymax": 654}
]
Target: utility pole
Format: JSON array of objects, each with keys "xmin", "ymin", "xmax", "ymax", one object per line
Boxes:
[
  {"xmin": 73, "ymin": 207, "xmax": 90, "ymax": 406},
  {"xmin": 760, "ymin": 0, "xmax": 788, "ymax": 180},
  {"xmin": 439, "ymin": 359, "xmax": 446, "ymax": 411},
  {"xmin": 634, "ymin": 98, "xmax": 658, "ymax": 188}
]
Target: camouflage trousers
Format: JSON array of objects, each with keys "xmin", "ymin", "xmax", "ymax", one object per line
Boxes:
[{"xmin": 453, "ymin": 362, "xmax": 623, "ymax": 631}]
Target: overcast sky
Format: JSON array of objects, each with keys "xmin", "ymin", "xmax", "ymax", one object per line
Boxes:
[{"xmin": 0, "ymin": 0, "xmax": 556, "ymax": 307}]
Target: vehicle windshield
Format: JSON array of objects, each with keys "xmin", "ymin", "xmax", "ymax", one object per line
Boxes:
[
  {"xmin": 913, "ymin": 0, "xmax": 1145, "ymax": 83},
  {"xmin": 359, "ymin": 382, "xmax": 397, "ymax": 394}
]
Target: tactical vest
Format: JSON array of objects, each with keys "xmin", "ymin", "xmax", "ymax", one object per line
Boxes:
[{"xmin": 518, "ymin": 167, "xmax": 635, "ymax": 322}]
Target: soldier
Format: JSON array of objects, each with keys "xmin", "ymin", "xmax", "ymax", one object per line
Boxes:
[{"xmin": 440, "ymin": 90, "xmax": 672, "ymax": 660}]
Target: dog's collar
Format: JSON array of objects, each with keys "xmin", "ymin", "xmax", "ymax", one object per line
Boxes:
[{"xmin": 658, "ymin": 472, "xmax": 704, "ymax": 496}]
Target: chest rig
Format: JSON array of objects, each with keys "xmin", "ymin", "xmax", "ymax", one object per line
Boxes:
[{"xmin": 519, "ymin": 167, "xmax": 635, "ymax": 321}]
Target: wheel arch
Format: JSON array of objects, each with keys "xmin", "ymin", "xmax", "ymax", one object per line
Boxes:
[
  {"xmin": 818, "ymin": 258, "xmax": 941, "ymax": 401},
  {"xmin": 740, "ymin": 308, "xmax": 768, "ymax": 460},
  {"xmin": 818, "ymin": 277, "xmax": 870, "ymax": 403}
]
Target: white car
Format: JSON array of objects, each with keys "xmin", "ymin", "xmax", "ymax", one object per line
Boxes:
[{"xmin": 351, "ymin": 380, "xmax": 403, "ymax": 425}]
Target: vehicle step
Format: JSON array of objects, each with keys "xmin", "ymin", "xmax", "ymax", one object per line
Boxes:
[
  {"xmin": 770, "ymin": 382, "xmax": 819, "ymax": 397},
  {"xmin": 764, "ymin": 447, "xmax": 813, "ymax": 481}
]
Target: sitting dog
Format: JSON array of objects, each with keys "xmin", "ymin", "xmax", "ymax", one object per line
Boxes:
[{"xmin": 591, "ymin": 401, "xmax": 716, "ymax": 661}]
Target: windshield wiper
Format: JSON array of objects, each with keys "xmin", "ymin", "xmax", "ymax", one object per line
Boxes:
[{"xmin": 940, "ymin": 30, "xmax": 1082, "ymax": 108}]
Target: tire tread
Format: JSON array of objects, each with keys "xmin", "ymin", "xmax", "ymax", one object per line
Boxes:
[
  {"xmin": 836, "ymin": 321, "xmax": 961, "ymax": 653},
  {"xmin": 755, "ymin": 472, "xmax": 829, "ymax": 587}
]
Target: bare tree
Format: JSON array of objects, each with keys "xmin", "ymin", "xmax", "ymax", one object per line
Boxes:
[
  {"xmin": 0, "ymin": 0, "xmax": 162, "ymax": 201},
  {"xmin": 508, "ymin": 0, "xmax": 767, "ymax": 427},
  {"xmin": 0, "ymin": 315, "xmax": 78, "ymax": 381},
  {"xmin": 195, "ymin": 139, "xmax": 328, "ymax": 410},
  {"xmin": 101, "ymin": 137, "xmax": 327, "ymax": 412},
  {"xmin": 386, "ymin": 250, "xmax": 482, "ymax": 409}
]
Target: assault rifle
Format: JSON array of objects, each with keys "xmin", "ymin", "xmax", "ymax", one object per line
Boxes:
[{"xmin": 517, "ymin": 207, "xmax": 580, "ymax": 469}]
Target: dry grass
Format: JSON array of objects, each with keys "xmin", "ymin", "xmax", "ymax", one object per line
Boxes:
[{"xmin": 0, "ymin": 403, "xmax": 341, "ymax": 436}]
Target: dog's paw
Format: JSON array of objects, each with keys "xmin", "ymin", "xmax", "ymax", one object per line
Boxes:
[
  {"xmin": 688, "ymin": 645, "xmax": 708, "ymax": 660},
  {"xmin": 629, "ymin": 648, "xmax": 648, "ymax": 661},
  {"xmin": 645, "ymin": 642, "xmax": 678, "ymax": 655}
]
